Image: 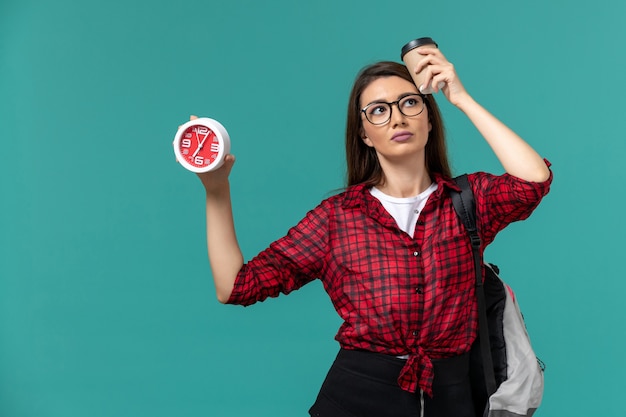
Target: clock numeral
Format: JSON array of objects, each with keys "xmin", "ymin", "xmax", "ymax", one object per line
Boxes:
[
  {"xmin": 184, "ymin": 133, "xmax": 192, "ymax": 139},
  {"xmin": 181, "ymin": 138, "xmax": 192, "ymax": 148},
  {"xmin": 194, "ymin": 156, "xmax": 204, "ymax": 165},
  {"xmin": 210, "ymin": 143, "xmax": 220, "ymax": 153}
]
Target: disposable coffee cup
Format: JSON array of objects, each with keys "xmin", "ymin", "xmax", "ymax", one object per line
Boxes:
[{"xmin": 401, "ymin": 37, "xmax": 443, "ymax": 94}]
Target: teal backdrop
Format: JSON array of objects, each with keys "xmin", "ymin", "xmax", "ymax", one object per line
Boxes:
[{"xmin": 1, "ymin": 0, "xmax": 625, "ymax": 415}]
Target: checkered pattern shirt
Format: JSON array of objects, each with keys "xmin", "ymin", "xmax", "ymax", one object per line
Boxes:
[{"xmin": 227, "ymin": 163, "xmax": 552, "ymax": 396}]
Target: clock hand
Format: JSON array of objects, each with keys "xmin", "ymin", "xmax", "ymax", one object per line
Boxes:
[{"xmin": 192, "ymin": 130, "xmax": 210, "ymax": 158}]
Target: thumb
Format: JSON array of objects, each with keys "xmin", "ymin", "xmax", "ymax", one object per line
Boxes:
[{"xmin": 220, "ymin": 154, "xmax": 236, "ymax": 174}]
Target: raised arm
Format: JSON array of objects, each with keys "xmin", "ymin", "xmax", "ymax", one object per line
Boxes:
[
  {"xmin": 178, "ymin": 117, "xmax": 242, "ymax": 303},
  {"xmin": 452, "ymin": 94, "xmax": 550, "ymax": 182},
  {"xmin": 410, "ymin": 47, "xmax": 550, "ymax": 182},
  {"xmin": 198, "ymin": 155, "xmax": 243, "ymax": 303}
]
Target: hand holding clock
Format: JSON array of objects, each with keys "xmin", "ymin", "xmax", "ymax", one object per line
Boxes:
[
  {"xmin": 172, "ymin": 116, "xmax": 235, "ymax": 198},
  {"xmin": 173, "ymin": 115, "xmax": 231, "ymax": 174}
]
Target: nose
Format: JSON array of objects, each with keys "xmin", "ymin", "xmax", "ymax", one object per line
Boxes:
[{"xmin": 389, "ymin": 102, "xmax": 407, "ymax": 126}]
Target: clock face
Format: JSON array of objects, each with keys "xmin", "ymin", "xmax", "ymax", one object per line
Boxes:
[{"xmin": 174, "ymin": 118, "xmax": 229, "ymax": 173}]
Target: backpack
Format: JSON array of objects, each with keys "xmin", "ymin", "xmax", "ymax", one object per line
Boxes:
[{"xmin": 450, "ymin": 175, "xmax": 545, "ymax": 417}]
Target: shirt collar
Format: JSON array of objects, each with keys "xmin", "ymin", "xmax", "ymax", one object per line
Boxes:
[
  {"xmin": 432, "ymin": 172, "xmax": 460, "ymax": 197},
  {"xmin": 341, "ymin": 172, "xmax": 461, "ymax": 209}
]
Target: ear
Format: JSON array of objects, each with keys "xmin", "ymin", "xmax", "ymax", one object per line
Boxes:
[
  {"xmin": 360, "ymin": 127, "xmax": 374, "ymax": 147},
  {"xmin": 362, "ymin": 135, "xmax": 374, "ymax": 147}
]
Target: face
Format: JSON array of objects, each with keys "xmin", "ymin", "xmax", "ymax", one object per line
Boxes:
[{"xmin": 360, "ymin": 76, "xmax": 431, "ymax": 165}]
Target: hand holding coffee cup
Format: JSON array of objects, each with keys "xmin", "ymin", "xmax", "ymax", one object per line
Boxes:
[{"xmin": 401, "ymin": 37, "xmax": 446, "ymax": 94}]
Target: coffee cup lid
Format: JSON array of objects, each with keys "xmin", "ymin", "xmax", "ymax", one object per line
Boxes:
[{"xmin": 401, "ymin": 37, "xmax": 438, "ymax": 59}]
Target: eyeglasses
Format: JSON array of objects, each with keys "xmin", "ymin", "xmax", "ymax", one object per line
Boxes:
[{"xmin": 361, "ymin": 94, "xmax": 426, "ymax": 125}]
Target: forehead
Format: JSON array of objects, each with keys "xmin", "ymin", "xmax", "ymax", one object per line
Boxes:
[{"xmin": 361, "ymin": 76, "xmax": 419, "ymax": 105}]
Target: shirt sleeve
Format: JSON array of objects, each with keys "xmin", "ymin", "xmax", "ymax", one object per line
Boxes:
[
  {"xmin": 226, "ymin": 199, "xmax": 331, "ymax": 306},
  {"xmin": 469, "ymin": 159, "xmax": 552, "ymax": 247}
]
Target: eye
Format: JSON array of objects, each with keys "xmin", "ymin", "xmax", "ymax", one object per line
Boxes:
[
  {"xmin": 402, "ymin": 97, "xmax": 419, "ymax": 108},
  {"xmin": 367, "ymin": 104, "xmax": 388, "ymax": 116}
]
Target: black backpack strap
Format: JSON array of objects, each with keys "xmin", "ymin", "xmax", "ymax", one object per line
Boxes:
[{"xmin": 451, "ymin": 174, "xmax": 497, "ymax": 399}]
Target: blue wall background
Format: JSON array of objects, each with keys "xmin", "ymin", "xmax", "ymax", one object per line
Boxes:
[{"xmin": 2, "ymin": 0, "xmax": 625, "ymax": 415}]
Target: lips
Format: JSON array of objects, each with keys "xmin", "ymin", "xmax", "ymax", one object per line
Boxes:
[{"xmin": 391, "ymin": 131, "xmax": 413, "ymax": 142}]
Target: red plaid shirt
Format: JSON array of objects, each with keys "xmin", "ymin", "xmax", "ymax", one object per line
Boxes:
[{"xmin": 227, "ymin": 164, "xmax": 552, "ymax": 396}]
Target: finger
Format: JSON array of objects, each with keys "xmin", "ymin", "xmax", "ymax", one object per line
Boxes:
[
  {"xmin": 414, "ymin": 55, "xmax": 447, "ymax": 72},
  {"xmin": 415, "ymin": 45, "xmax": 439, "ymax": 56},
  {"xmin": 412, "ymin": 54, "xmax": 432, "ymax": 75},
  {"xmin": 413, "ymin": 57, "xmax": 446, "ymax": 79},
  {"xmin": 420, "ymin": 68, "xmax": 448, "ymax": 94},
  {"xmin": 422, "ymin": 63, "xmax": 453, "ymax": 80},
  {"xmin": 431, "ymin": 78, "xmax": 447, "ymax": 94},
  {"xmin": 219, "ymin": 154, "xmax": 236, "ymax": 175},
  {"xmin": 417, "ymin": 65, "xmax": 437, "ymax": 93},
  {"xmin": 222, "ymin": 154, "xmax": 236, "ymax": 165},
  {"xmin": 417, "ymin": 46, "xmax": 447, "ymax": 61},
  {"xmin": 413, "ymin": 51, "xmax": 450, "ymax": 75}
]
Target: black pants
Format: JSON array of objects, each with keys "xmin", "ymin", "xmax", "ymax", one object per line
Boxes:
[{"xmin": 309, "ymin": 349, "xmax": 475, "ymax": 417}]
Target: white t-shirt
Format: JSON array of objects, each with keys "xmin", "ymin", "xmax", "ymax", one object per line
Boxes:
[{"xmin": 370, "ymin": 183, "xmax": 438, "ymax": 237}]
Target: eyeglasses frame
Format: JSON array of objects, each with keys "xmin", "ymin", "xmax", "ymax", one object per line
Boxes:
[{"xmin": 360, "ymin": 93, "xmax": 427, "ymax": 126}]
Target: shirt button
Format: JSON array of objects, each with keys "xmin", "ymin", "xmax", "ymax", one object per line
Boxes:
[
  {"xmin": 413, "ymin": 251, "xmax": 420, "ymax": 256},
  {"xmin": 412, "ymin": 330, "xmax": 418, "ymax": 336},
  {"xmin": 415, "ymin": 286, "xmax": 423, "ymax": 294}
]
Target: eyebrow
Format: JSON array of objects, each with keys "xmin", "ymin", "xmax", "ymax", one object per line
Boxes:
[{"xmin": 363, "ymin": 92, "xmax": 421, "ymax": 107}]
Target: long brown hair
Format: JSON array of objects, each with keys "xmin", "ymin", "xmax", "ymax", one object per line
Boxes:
[{"xmin": 345, "ymin": 61, "xmax": 451, "ymax": 187}]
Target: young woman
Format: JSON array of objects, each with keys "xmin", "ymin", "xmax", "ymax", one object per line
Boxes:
[{"xmin": 191, "ymin": 46, "xmax": 551, "ymax": 417}]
